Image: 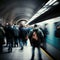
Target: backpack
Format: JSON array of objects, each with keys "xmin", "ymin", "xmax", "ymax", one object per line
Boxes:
[
  {"xmin": 33, "ymin": 28, "xmax": 44, "ymax": 42},
  {"xmin": 32, "ymin": 30, "xmax": 38, "ymax": 40}
]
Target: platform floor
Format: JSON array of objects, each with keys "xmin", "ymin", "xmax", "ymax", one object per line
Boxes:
[{"xmin": 0, "ymin": 40, "xmax": 53, "ymax": 60}]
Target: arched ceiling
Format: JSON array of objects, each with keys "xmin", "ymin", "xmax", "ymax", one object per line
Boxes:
[
  {"xmin": 0, "ymin": 0, "xmax": 48, "ymax": 23},
  {"xmin": 29, "ymin": 2, "xmax": 60, "ymax": 24},
  {"xmin": 0, "ymin": 0, "xmax": 60, "ymax": 25}
]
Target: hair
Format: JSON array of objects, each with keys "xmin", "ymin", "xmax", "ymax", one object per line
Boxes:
[{"xmin": 34, "ymin": 24, "xmax": 37, "ymax": 28}]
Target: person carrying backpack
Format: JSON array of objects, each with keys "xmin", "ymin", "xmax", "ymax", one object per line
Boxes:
[{"xmin": 28, "ymin": 24, "xmax": 44, "ymax": 60}]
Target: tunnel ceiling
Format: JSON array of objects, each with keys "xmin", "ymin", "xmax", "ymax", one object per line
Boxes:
[
  {"xmin": 0, "ymin": 0, "xmax": 48, "ymax": 23},
  {"xmin": 29, "ymin": 0, "xmax": 60, "ymax": 24},
  {"xmin": 0, "ymin": 0, "xmax": 60, "ymax": 24}
]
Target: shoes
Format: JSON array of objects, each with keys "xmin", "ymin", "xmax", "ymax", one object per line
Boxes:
[
  {"xmin": 8, "ymin": 50, "xmax": 12, "ymax": 53},
  {"xmin": 20, "ymin": 47, "xmax": 23, "ymax": 50},
  {"xmin": 31, "ymin": 57, "xmax": 34, "ymax": 60},
  {"xmin": 8, "ymin": 48, "xmax": 12, "ymax": 52}
]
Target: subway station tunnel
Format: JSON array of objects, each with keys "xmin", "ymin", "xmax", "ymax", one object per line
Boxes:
[{"xmin": 0, "ymin": 0, "xmax": 60, "ymax": 60}]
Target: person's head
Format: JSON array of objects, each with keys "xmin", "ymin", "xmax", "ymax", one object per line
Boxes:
[
  {"xmin": 34, "ymin": 24, "xmax": 37, "ymax": 28},
  {"xmin": 19, "ymin": 23, "xmax": 24, "ymax": 27},
  {"xmin": 44, "ymin": 23, "xmax": 48, "ymax": 28}
]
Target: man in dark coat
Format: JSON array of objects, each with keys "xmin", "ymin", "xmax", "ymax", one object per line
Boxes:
[
  {"xmin": 19, "ymin": 23, "xmax": 28, "ymax": 50},
  {"xmin": 28, "ymin": 24, "xmax": 44, "ymax": 60},
  {"xmin": 4, "ymin": 23, "xmax": 14, "ymax": 52}
]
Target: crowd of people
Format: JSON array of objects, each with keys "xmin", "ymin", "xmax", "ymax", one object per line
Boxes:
[{"xmin": 0, "ymin": 22, "xmax": 49, "ymax": 60}]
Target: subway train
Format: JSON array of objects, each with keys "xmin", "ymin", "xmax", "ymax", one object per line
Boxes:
[{"xmin": 0, "ymin": 0, "xmax": 60, "ymax": 60}]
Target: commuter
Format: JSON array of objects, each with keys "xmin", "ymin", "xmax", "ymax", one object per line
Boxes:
[
  {"xmin": 13, "ymin": 24, "xmax": 19, "ymax": 47},
  {"xmin": 4, "ymin": 23, "xmax": 14, "ymax": 52},
  {"xmin": 28, "ymin": 24, "xmax": 44, "ymax": 60},
  {"xmin": 4, "ymin": 23, "xmax": 10, "ymax": 47},
  {"xmin": 43, "ymin": 24, "xmax": 49, "ymax": 49},
  {"xmin": 0, "ymin": 24, "xmax": 5, "ymax": 53},
  {"xmin": 19, "ymin": 23, "xmax": 28, "ymax": 50},
  {"xmin": 43, "ymin": 24, "xmax": 48, "ymax": 38}
]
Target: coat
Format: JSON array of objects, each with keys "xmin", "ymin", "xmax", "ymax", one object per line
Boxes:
[{"xmin": 28, "ymin": 28, "xmax": 44, "ymax": 47}]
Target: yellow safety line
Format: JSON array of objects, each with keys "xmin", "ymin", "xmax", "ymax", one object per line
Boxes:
[{"xmin": 40, "ymin": 48, "xmax": 54, "ymax": 60}]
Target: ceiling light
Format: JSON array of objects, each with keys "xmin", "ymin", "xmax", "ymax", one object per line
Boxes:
[
  {"xmin": 26, "ymin": 0, "xmax": 58, "ymax": 25},
  {"xmin": 53, "ymin": 1, "xmax": 59, "ymax": 6}
]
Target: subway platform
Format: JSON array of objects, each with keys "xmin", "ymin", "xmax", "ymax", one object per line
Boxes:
[{"xmin": 0, "ymin": 40, "xmax": 53, "ymax": 60}]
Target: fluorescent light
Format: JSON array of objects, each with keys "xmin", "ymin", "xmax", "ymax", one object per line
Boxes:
[
  {"xmin": 53, "ymin": 1, "xmax": 59, "ymax": 6},
  {"xmin": 45, "ymin": 0, "xmax": 53, "ymax": 6},
  {"xmin": 45, "ymin": 0, "xmax": 57, "ymax": 6},
  {"xmin": 26, "ymin": 0, "xmax": 58, "ymax": 25},
  {"xmin": 49, "ymin": 0, "xmax": 57, "ymax": 5},
  {"xmin": 26, "ymin": 7, "xmax": 50, "ymax": 25}
]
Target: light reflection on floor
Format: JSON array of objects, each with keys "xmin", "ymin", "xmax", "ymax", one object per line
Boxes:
[{"xmin": 0, "ymin": 39, "xmax": 51, "ymax": 60}]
